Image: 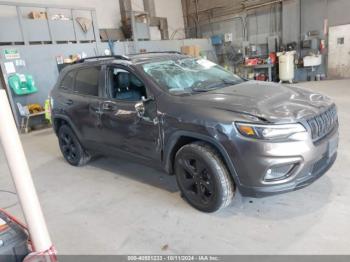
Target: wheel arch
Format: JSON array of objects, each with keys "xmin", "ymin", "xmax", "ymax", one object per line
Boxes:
[
  {"xmin": 52, "ymin": 115, "xmax": 82, "ymax": 141},
  {"xmin": 164, "ymin": 131, "xmax": 240, "ymax": 185}
]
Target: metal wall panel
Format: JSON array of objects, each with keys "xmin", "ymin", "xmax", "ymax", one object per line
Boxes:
[
  {"xmin": 0, "ymin": 17, "xmax": 23, "ymax": 42},
  {"xmin": 73, "ymin": 10, "xmax": 95, "ymax": 41},
  {"xmin": 22, "ymin": 20, "xmax": 51, "ymax": 42},
  {"xmin": 50, "ymin": 20, "xmax": 76, "ymax": 41}
]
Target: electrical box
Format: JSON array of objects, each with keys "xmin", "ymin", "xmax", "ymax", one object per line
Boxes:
[
  {"xmin": 311, "ymin": 38, "xmax": 321, "ymax": 50},
  {"xmin": 211, "ymin": 35, "xmax": 223, "ymax": 46},
  {"xmin": 224, "ymin": 33, "xmax": 233, "ymax": 42},
  {"xmin": 301, "ymin": 38, "xmax": 320, "ymax": 50},
  {"xmin": 301, "ymin": 40, "xmax": 312, "ymax": 49}
]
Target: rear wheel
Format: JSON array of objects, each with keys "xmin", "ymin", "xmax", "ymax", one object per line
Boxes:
[
  {"xmin": 175, "ymin": 142, "xmax": 235, "ymax": 213},
  {"xmin": 58, "ymin": 125, "xmax": 90, "ymax": 166}
]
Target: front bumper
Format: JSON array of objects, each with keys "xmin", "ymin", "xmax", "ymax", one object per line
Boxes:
[
  {"xmin": 239, "ymin": 153, "xmax": 337, "ymax": 197},
  {"xmin": 225, "ymin": 125, "xmax": 339, "ymax": 198}
]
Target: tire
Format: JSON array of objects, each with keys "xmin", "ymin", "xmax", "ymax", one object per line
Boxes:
[
  {"xmin": 58, "ymin": 125, "xmax": 90, "ymax": 166},
  {"xmin": 175, "ymin": 142, "xmax": 235, "ymax": 213}
]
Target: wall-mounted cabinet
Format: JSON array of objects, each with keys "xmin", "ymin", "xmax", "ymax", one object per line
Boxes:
[{"xmin": 0, "ymin": 2, "xmax": 99, "ymax": 45}]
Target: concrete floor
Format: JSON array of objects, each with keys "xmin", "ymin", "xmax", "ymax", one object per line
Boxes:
[{"xmin": 1, "ymin": 79, "xmax": 350, "ymax": 255}]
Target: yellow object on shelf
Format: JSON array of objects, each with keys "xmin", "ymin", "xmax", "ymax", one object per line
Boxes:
[
  {"xmin": 44, "ymin": 99, "xmax": 51, "ymax": 124},
  {"xmin": 27, "ymin": 104, "xmax": 43, "ymax": 114}
]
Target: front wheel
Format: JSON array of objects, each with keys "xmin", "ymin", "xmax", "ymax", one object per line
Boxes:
[{"xmin": 175, "ymin": 142, "xmax": 235, "ymax": 213}]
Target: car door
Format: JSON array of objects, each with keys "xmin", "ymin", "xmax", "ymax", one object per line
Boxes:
[
  {"xmin": 99, "ymin": 65, "xmax": 161, "ymax": 162},
  {"xmin": 68, "ymin": 66, "xmax": 106, "ymax": 150}
]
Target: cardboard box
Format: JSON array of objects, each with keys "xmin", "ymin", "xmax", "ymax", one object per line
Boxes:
[
  {"xmin": 28, "ymin": 11, "xmax": 47, "ymax": 20},
  {"xmin": 99, "ymin": 29, "xmax": 125, "ymax": 41},
  {"xmin": 181, "ymin": 45, "xmax": 201, "ymax": 57},
  {"xmin": 181, "ymin": 45, "xmax": 192, "ymax": 56},
  {"xmin": 193, "ymin": 45, "xmax": 200, "ymax": 57}
]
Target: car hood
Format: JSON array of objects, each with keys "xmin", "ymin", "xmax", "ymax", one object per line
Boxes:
[{"xmin": 187, "ymin": 81, "xmax": 333, "ymax": 123}]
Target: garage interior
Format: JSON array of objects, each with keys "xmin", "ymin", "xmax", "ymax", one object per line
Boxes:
[{"xmin": 0, "ymin": 0, "xmax": 350, "ymax": 258}]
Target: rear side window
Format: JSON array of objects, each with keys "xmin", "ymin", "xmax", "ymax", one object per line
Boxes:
[
  {"xmin": 75, "ymin": 67, "xmax": 101, "ymax": 96},
  {"xmin": 60, "ymin": 71, "xmax": 75, "ymax": 91}
]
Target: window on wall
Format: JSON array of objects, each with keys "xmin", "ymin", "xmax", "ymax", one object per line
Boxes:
[
  {"xmin": 337, "ymin": 37, "xmax": 345, "ymax": 45},
  {"xmin": 75, "ymin": 67, "xmax": 101, "ymax": 96}
]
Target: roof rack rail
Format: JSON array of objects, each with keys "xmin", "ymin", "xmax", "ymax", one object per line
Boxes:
[
  {"xmin": 75, "ymin": 55, "xmax": 130, "ymax": 63},
  {"xmin": 129, "ymin": 51, "xmax": 183, "ymax": 55}
]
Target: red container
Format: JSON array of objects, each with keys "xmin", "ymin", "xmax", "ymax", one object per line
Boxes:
[
  {"xmin": 245, "ymin": 58, "xmax": 259, "ymax": 66},
  {"xmin": 269, "ymin": 52, "xmax": 277, "ymax": 64}
]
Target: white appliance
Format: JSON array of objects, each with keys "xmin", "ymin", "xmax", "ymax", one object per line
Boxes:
[
  {"xmin": 277, "ymin": 51, "xmax": 296, "ymax": 83},
  {"xmin": 303, "ymin": 55, "xmax": 322, "ymax": 67}
]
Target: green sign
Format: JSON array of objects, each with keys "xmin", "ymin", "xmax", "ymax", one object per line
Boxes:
[{"xmin": 3, "ymin": 49, "xmax": 20, "ymax": 60}]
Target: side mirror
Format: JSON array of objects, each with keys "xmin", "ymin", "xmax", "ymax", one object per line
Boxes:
[
  {"xmin": 135, "ymin": 96, "xmax": 157, "ymax": 121},
  {"xmin": 135, "ymin": 101, "xmax": 145, "ymax": 118}
]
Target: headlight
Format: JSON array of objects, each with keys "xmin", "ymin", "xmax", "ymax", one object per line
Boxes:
[{"xmin": 235, "ymin": 122, "xmax": 306, "ymax": 140}]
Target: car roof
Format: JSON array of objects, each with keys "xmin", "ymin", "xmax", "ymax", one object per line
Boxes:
[
  {"xmin": 60, "ymin": 52, "xmax": 191, "ymax": 75},
  {"xmin": 128, "ymin": 52, "xmax": 188, "ymax": 64},
  {"xmin": 77, "ymin": 52, "xmax": 189, "ymax": 65}
]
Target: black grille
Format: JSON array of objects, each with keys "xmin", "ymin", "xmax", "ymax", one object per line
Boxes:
[{"xmin": 307, "ymin": 105, "xmax": 338, "ymax": 141}]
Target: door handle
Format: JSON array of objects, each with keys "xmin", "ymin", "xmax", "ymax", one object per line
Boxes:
[
  {"xmin": 102, "ymin": 101, "xmax": 117, "ymax": 111},
  {"xmin": 65, "ymin": 99, "xmax": 73, "ymax": 105}
]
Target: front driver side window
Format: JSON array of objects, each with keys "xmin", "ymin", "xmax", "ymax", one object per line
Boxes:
[{"xmin": 108, "ymin": 68, "xmax": 147, "ymax": 101}]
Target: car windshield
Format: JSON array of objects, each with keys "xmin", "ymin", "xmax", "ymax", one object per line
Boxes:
[{"xmin": 142, "ymin": 58, "xmax": 244, "ymax": 95}]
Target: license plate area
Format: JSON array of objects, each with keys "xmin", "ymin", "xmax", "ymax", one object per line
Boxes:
[{"xmin": 328, "ymin": 136, "xmax": 338, "ymax": 158}]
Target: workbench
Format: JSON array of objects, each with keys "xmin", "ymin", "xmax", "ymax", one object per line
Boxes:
[{"xmin": 242, "ymin": 64, "xmax": 275, "ymax": 82}]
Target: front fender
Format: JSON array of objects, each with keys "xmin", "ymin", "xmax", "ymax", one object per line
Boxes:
[{"xmin": 163, "ymin": 130, "xmax": 241, "ymax": 185}]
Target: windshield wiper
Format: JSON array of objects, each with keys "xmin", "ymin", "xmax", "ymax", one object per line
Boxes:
[{"xmin": 191, "ymin": 79, "xmax": 237, "ymax": 92}]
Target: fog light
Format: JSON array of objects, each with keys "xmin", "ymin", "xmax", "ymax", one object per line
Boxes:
[{"xmin": 264, "ymin": 164, "xmax": 295, "ymax": 181}]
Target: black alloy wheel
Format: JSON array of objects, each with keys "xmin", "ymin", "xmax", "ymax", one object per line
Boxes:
[
  {"xmin": 175, "ymin": 142, "xmax": 235, "ymax": 213},
  {"xmin": 177, "ymin": 156, "xmax": 215, "ymax": 205}
]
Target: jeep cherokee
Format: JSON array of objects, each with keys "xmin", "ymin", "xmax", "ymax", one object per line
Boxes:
[{"xmin": 50, "ymin": 53, "xmax": 339, "ymax": 212}]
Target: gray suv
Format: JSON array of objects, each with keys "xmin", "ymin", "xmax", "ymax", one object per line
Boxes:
[{"xmin": 50, "ymin": 53, "xmax": 339, "ymax": 212}]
